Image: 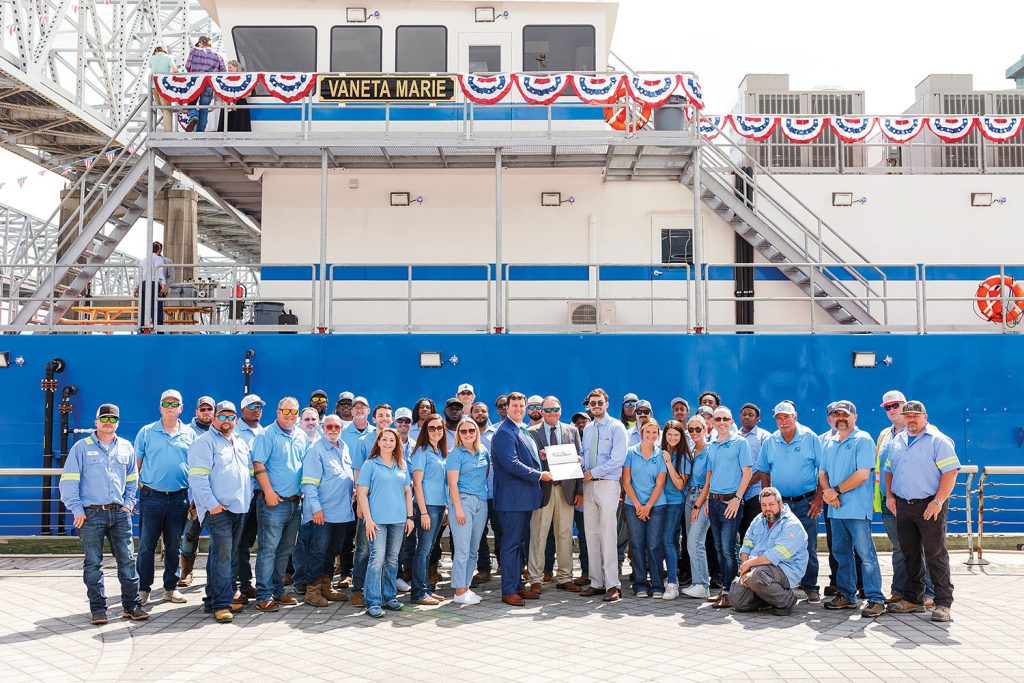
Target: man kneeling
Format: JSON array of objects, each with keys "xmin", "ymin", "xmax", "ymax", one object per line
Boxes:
[{"xmin": 729, "ymin": 487, "xmax": 808, "ymax": 616}]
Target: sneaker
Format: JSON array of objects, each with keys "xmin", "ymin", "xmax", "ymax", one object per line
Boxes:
[
  {"xmin": 414, "ymin": 596, "xmax": 441, "ymax": 606},
  {"xmin": 662, "ymin": 583, "xmax": 679, "ymax": 600},
  {"xmin": 367, "ymin": 605, "xmax": 385, "ymax": 618},
  {"xmin": 90, "ymin": 611, "xmax": 108, "ymax": 625},
  {"xmin": 651, "ymin": 591, "xmax": 664, "ymax": 599},
  {"xmin": 466, "ymin": 590, "xmax": 482, "ymax": 604},
  {"xmin": 861, "ymin": 602, "xmax": 885, "ymax": 618},
  {"xmin": 139, "ymin": 591, "xmax": 150, "ymax": 606},
  {"xmin": 165, "ymin": 589, "xmax": 187, "ymax": 604},
  {"xmin": 384, "ymin": 599, "xmax": 403, "ymax": 611},
  {"xmin": 931, "ymin": 606, "xmax": 951, "ymax": 622},
  {"xmin": 634, "ymin": 590, "xmax": 649, "ymax": 598},
  {"xmin": 886, "ymin": 599, "xmax": 926, "ymax": 614},
  {"xmin": 396, "ymin": 577, "xmax": 412, "ymax": 592},
  {"xmin": 680, "ymin": 584, "xmax": 711, "ymax": 599},
  {"xmin": 453, "ymin": 592, "xmax": 476, "ymax": 605},
  {"xmin": 803, "ymin": 588, "xmax": 821, "ymax": 603},
  {"xmin": 121, "ymin": 607, "xmax": 150, "ymax": 621},
  {"xmin": 214, "ymin": 609, "xmax": 234, "ymax": 623},
  {"xmin": 824, "ymin": 596, "xmax": 858, "ymax": 610}
]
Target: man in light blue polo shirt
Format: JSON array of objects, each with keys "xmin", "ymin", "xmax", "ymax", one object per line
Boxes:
[
  {"xmin": 738, "ymin": 402, "xmax": 770, "ymax": 538},
  {"xmin": 884, "ymin": 400, "xmax": 960, "ymax": 622},
  {"xmin": 251, "ymin": 396, "xmax": 309, "ymax": 612},
  {"xmin": 756, "ymin": 400, "xmax": 824, "ymax": 602},
  {"xmin": 338, "ymin": 395, "xmax": 371, "ymax": 586},
  {"xmin": 188, "ymin": 400, "xmax": 252, "ymax": 622},
  {"xmin": 819, "ymin": 401, "xmax": 885, "ymax": 618},
  {"xmin": 233, "ymin": 393, "xmax": 265, "ymax": 600},
  {"xmin": 134, "ymin": 388, "xmax": 195, "ymax": 606}
]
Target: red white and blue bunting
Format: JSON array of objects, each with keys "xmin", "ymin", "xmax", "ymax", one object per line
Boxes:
[
  {"xmin": 878, "ymin": 117, "xmax": 925, "ymax": 143},
  {"xmin": 514, "ymin": 74, "xmax": 569, "ymax": 105},
  {"xmin": 732, "ymin": 116, "xmax": 778, "ymax": 141},
  {"xmin": 978, "ymin": 117, "xmax": 1024, "ymax": 143},
  {"xmin": 209, "ymin": 73, "xmax": 260, "ymax": 103},
  {"xmin": 678, "ymin": 75, "xmax": 704, "ymax": 110},
  {"xmin": 625, "ymin": 74, "xmax": 679, "ymax": 107},
  {"xmin": 926, "ymin": 117, "xmax": 976, "ymax": 143},
  {"xmin": 570, "ymin": 74, "xmax": 625, "ymax": 105},
  {"xmin": 830, "ymin": 117, "xmax": 875, "ymax": 143},
  {"xmin": 778, "ymin": 117, "xmax": 826, "ymax": 144},
  {"xmin": 458, "ymin": 74, "xmax": 515, "ymax": 105},
  {"xmin": 261, "ymin": 73, "xmax": 316, "ymax": 103},
  {"xmin": 699, "ymin": 115, "xmax": 729, "ymax": 139},
  {"xmin": 154, "ymin": 74, "xmax": 209, "ymax": 105}
]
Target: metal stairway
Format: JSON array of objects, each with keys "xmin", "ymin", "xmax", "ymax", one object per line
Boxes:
[{"xmin": 680, "ymin": 137, "xmax": 884, "ymax": 326}]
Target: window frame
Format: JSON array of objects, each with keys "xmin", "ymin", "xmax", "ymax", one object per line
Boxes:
[
  {"xmin": 394, "ymin": 25, "xmax": 448, "ymax": 73},
  {"xmin": 329, "ymin": 25, "xmax": 383, "ymax": 73},
  {"xmin": 660, "ymin": 228, "xmax": 694, "ymax": 267},
  {"xmin": 521, "ymin": 24, "xmax": 596, "ymax": 73}
]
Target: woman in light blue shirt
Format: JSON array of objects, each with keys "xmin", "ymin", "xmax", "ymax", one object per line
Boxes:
[
  {"xmin": 659, "ymin": 420, "xmax": 689, "ymax": 600},
  {"xmin": 622, "ymin": 419, "xmax": 668, "ymax": 598},
  {"xmin": 680, "ymin": 415, "xmax": 713, "ymax": 599},
  {"xmin": 445, "ymin": 417, "xmax": 490, "ymax": 605},
  {"xmin": 409, "ymin": 413, "xmax": 448, "ymax": 605},
  {"xmin": 356, "ymin": 428, "xmax": 414, "ymax": 618}
]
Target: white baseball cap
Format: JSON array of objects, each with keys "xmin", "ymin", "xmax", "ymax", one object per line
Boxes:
[
  {"xmin": 773, "ymin": 401, "xmax": 797, "ymax": 416},
  {"xmin": 240, "ymin": 394, "xmax": 265, "ymax": 410},
  {"xmin": 160, "ymin": 389, "xmax": 182, "ymax": 402},
  {"xmin": 458, "ymin": 383, "xmax": 475, "ymax": 394},
  {"xmin": 880, "ymin": 390, "xmax": 907, "ymax": 407},
  {"xmin": 395, "ymin": 407, "xmax": 413, "ymax": 421}
]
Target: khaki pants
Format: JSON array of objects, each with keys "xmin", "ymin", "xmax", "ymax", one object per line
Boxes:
[
  {"xmin": 528, "ymin": 490, "xmax": 574, "ymax": 584},
  {"xmin": 152, "ymin": 88, "xmax": 175, "ymax": 132},
  {"xmin": 583, "ymin": 479, "xmax": 621, "ymax": 590}
]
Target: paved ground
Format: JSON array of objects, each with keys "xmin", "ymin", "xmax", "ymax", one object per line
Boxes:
[{"xmin": 0, "ymin": 551, "xmax": 1019, "ymax": 682}]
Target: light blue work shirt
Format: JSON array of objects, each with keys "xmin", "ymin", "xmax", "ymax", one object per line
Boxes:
[
  {"xmin": 706, "ymin": 433, "xmax": 752, "ymax": 495},
  {"xmin": 59, "ymin": 432, "xmax": 138, "ymax": 518},
  {"xmin": 446, "ymin": 444, "xmax": 490, "ymax": 501},
  {"xmin": 822, "ymin": 427, "xmax": 876, "ymax": 520},
  {"xmin": 300, "ymin": 438, "xmax": 355, "ymax": 524},
  {"xmin": 410, "ymin": 444, "xmax": 448, "ymax": 506},
  {"xmin": 626, "ymin": 425, "xmax": 641, "ymax": 449},
  {"xmin": 358, "ymin": 457, "xmax": 410, "ymax": 525},
  {"xmin": 755, "ymin": 423, "xmax": 824, "ymax": 497},
  {"xmin": 190, "ymin": 417, "xmax": 212, "ymax": 433},
  {"xmin": 684, "ymin": 445, "xmax": 710, "ymax": 491},
  {"xmin": 134, "ymin": 419, "xmax": 195, "ymax": 492},
  {"xmin": 481, "ymin": 424, "xmax": 496, "ymax": 450},
  {"xmin": 235, "ymin": 420, "xmax": 264, "ymax": 490},
  {"xmin": 740, "ymin": 504, "xmax": 809, "ymax": 588},
  {"xmin": 187, "ymin": 428, "xmax": 252, "ymax": 523},
  {"xmin": 353, "ymin": 428, "xmax": 381, "ymax": 474},
  {"xmin": 581, "ymin": 415, "xmax": 629, "ymax": 480},
  {"xmin": 251, "ymin": 421, "xmax": 308, "ymax": 498},
  {"xmin": 662, "ymin": 448, "xmax": 686, "ymax": 505},
  {"xmin": 740, "ymin": 425, "xmax": 771, "ymax": 501},
  {"xmin": 340, "ymin": 422, "xmax": 373, "ymax": 464},
  {"xmin": 883, "ymin": 424, "xmax": 960, "ymax": 500},
  {"xmin": 624, "ymin": 445, "xmax": 668, "ymax": 507},
  {"xmin": 409, "ymin": 423, "xmax": 421, "ymax": 442}
]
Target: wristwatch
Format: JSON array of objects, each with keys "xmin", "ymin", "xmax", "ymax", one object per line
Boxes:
[{"xmin": 834, "ymin": 485, "xmax": 842, "ymax": 495}]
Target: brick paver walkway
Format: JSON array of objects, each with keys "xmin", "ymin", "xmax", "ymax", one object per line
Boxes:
[{"xmin": 0, "ymin": 551, "xmax": 1019, "ymax": 682}]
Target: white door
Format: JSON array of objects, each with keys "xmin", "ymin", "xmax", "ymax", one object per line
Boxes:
[{"xmin": 650, "ymin": 215, "xmax": 695, "ymax": 327}]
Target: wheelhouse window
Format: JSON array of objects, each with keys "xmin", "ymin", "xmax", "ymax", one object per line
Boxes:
[
  {"xmin": 232, "ymin": 26, "xmax": 318, "ymax": 72},
  {"xmin": 396, "ymin": 26, "xmax": 447, "ymax": 72},
  {"xmin": 330, "ymin": 26, "xmax": 382, "ymax": 72},
  {"xmin": 522, "ymin": 25, "xmax": 595, "ymax": 72}
]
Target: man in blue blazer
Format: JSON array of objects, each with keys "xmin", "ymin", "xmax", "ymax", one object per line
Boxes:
[{"xmin": 491, "ymin": 391, "xmax": 552, "ymax": 605}]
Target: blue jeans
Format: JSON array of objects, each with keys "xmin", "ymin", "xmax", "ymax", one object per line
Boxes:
[
  {"xmin": 831, "ymin": 517, "xmax": 885, "ymax": 604},
  {"xmin": 881, "ymin": 505, "xmax": 934, "ymax": 598},
  {"xmin": 787, "ymin": 496, "xmax": 820, "ymax": 590},
  {"xmin": 189, "ymin": 85, "xmax": 214, "ymax": 131},
  {"xmin": 684, "ymin": 488, "xmax": 710, "ymax": 588},
  {"xmin": 255, "ymin": 496, "xmax": 302, "ymax": 602},
  {"xmin": 180, "ymin": 512, "xmax": 203, "ymax": 558},
  {"xmin": 137, "ymin": 487, "xmax": 189, "ymax": 593},
  {"xmin": 78, "ymin": 507, "xmax": 140, "ymax": 613},
  {"xmin": 448, "ymin": 494, "xmax": 487, "ymax": 590},
  {"xmin": 295, "ymin": 520, "xmax": 352, "ymax": 589},
  {"xmin": 476, "ymin": 498, "xmax": 502, "ymax": 572},
  {"xmin": 351, "ymin": 518, "xmax": 369, "ymax": 591},
  {"xmin": 204, "ymin": 510, "xmax": 244, "ymax": 612},
  {"xmin": 411, "ymin": 505, "xmax": 444, "ymax": 600},
  {"xmin": 708, "ymin": 497, "xmax": 741, "ymax": 587},
  {"xmin": 234, "ymin": 495, "xmax": 259, "ymax": 590},
  {"xmin": 661, "ymin": 503, "xmax": 684, "ymax": 585},
  {"xmin": 364, "ymin": 523, "xmax": 405, "ymax": 608},
  {"xmin": 624, "ymin": 504, "xmax": 666, "ymax": 593}
]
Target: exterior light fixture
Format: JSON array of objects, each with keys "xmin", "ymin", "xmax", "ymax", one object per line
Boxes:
[
  {"xmin": 852, "ymin": 351, "xmax": 876, "ymax": 368},
  {"xmin": 420, "ymin": 352, "xmax": 443, "ymax": 368},
  {"xmin": 832, "ymin": 192, "xmax": 866, "ymax": 207},
  {"xmin": 346, "ymin": 7, "xmax": 367, "ymax": 22},
  {"xmin": 541, "ymin": 192, "xmax": 575, "ymax": 207},
  {"xmin": 971, "ymin": 193, "xmax": 1006, "ymax": 207}
]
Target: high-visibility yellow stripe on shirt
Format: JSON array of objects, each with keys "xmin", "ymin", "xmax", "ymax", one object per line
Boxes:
[
  {"xmin": 125, "ymin": 473, "xmax": 138, "ymax": 482},
  {"xmin": 741, "ymin": 539, "xmax": 754, "ymax": 550},
  {"xmin": 59, "ymin": 472, "xmax": 81, "ymax": 481},
  {"xmin": 188, "ymin": 467, "xmax": 211, "ymax": 476},
  {"xmin": 301, "ymin": 476, "xmax": 321, "ymax": 486},
  {"xmin": 773, "ymin": 543, "xmax": 793, "ymax": 559},
  {"xmin": 936, "ymin": 457, "xmax": 958, "ymax": 469}
]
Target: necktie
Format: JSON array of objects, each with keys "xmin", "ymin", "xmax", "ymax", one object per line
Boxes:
[
  {"xmin": 588, "ymin": 422, "xmax": 599, "ymax": 470},
  {"xmin": 550, "ymin": 426, "xmax": 558, "ymax": 447},
  {"xmin": 521, "ymin": 426, "xmax": 540, "ymax": 466}
]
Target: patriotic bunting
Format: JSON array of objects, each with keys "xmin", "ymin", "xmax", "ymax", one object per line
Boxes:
[
  {"xmin": 830, "ymin": 117, "xmax": 875, "ymax": 143},
  {"xmin": 210, "ymin": 73, "xmax": 260, "ymax": 103},
  {"xmin": 779, "ymin": 117, "xmax": 826, "ymax": 144},
  {"xmin": 879, "ymin": 117, "xmax": 924, "ymax": 143},
  {"xmin": 732, "ymin": 116, "xmax": 778, "ymax": 141},
  {"xmin": 513, "ymin": 74, "xmax": 569, "ymax": 105},
  {"xmin": 978, "ymin": 117, "xmax": 1024, "ymax": 143},
  {"xmin": 926, "ymin": 117, "xmax": 976, "ymax": 143},
  {"xmin": 678, "ymin": 74, "xmax": 704, "ymax": 110},
  {"xmin": 458, "ymin": 74, "xmax": 514, "ymax": 105},
  {"xmin": 699, "ymin": 115, "xmax": 729, "ymax": 140},
  {"xmin": 261, "ymin": 73, "xmax": 316, "ymax": 103},
  {"xmin": 154, "ymin": 74, "xmax": 209, "ymax": 105},
  {"xmin": 570, "ymin": 74, "xmax": 625, "ymax": 105},
  {"xmin": 624, "ymin": 74, "xmax": 678, "ymax": 107}
]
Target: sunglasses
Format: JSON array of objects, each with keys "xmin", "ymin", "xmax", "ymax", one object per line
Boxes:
[
  {"xmin": 98, "ymin": 416, "xmax": 119, "ymax": 424},
  {"xmin": 542, "ymin": 407, "xmax": 560, "ymax": 413},
  {"xmin": 687, "ymin": 427, "xmax": 703, "ymax": 433},
  {"xmin": 635, "ymin": 410, "xmax": 652, "ymax": 416},
  {"xmin": 427, "ymin": 425, "xmax": 445, "ymax": 433},
  {"xmin": 160, "ymin": 401, "xmax": 180, "ymax": 408},
  {"xmin": 197, "ymin": 406, "xmax": 214, "ymax": 412},
  {"xmin": 311, "ymin": 397, "xmax": 327, "ymax": 403},
  {"xmin": 496, "ymin": 404, "xmax": 507, "ymax": 410},
  {"xmin": 324, "ymin": 424, "xmax": 342, "ymax": 431},
  {"xmin": 396, "ymin": 418, "xmax": 412, "ymax": 424},
  {"xmin": 884, "ymin": 403, "xmax": 903, "ymax": 411},
  {"xmin": 623, "ymin": 401, "xmax": 637, "ymax": 408},
  {"xmin": 527, "ymin": 405, "xmax": 543, "ymax": 411},
  {"xmin": 588, "ymin": 400, "xmax": 605, "ymax": 407},
  {"xmin": 713, "ymin": 416, "xmax": 731, "ymax": 422},
  {"xmin": 279, "ymin": 408, "xmax": 299, "ymax": 416},
  {"xmin": 216, "ymin": 414, "xmax": 237, "ymax": 421},
  {"xmin": 458, "ymin": 428, "xmax": 476, "ymax": 435}
]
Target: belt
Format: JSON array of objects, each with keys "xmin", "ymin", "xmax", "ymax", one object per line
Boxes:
[
  {"xmin": 782, "ymin": 490, "xmax": 817, "ymax": 504},
  {"xmin": 279, "ymin": 494, "xmax": 301, "ymax": 502},
  {"xmin": 141, "ymin": 485, "xmax": 188, "ymax": 495},
  {"xmin": 709, "ymin": 493, "xmax": 736, "ymax": 502},
  {"xmin": 86, "ymin": 503, "xmax": 121, "ymax": 511},
  {"xmin": 898, "ymin": 495, "xmax": 935, "ymax": 505}
]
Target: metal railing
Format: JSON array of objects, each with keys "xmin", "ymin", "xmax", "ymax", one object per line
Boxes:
[{"xmin": 974, "ymin": 466, "xmax": 1024, "ymax": 564}]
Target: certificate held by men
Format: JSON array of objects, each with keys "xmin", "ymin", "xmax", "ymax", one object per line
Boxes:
[{"xmin": 545, "ymin": 444, "xmax": 584, "ymax": 481}]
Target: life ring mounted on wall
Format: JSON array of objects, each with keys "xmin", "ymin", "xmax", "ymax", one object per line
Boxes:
[
  {"xmin": 975, "ymin": 274, "xmax": 1024, "ymax": 325},
  {"xmin": 604, "ymin": 98, "xmax": 653, "ymax": 133}
]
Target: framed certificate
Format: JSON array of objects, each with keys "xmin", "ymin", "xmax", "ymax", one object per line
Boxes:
[{"xmin": 545, "ymin": 444, "xmax": 584, "ymax": 481}]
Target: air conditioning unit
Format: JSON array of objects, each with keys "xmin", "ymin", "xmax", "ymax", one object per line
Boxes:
[{"xmin": 568, "ymin": 300, "xmax": 616, "ymax": 327}]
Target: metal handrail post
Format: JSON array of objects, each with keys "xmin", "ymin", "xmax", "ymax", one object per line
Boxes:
[
  {"xmin": 1000, "ymin": 264, "xmax": 1008, "ymax": 334},
  {"xmin": 407, "ymin": 265, "xmax": 414, "ymax": 333},
  {"xmin": 963, "ymin": 467, "xmax": 985, "ymax": 565},
  {"xmin": 914, "ymin": 264, "xmax": 924, "ymax": 334},
  {"xmin": 920, "ymin": 264, "xmax": 929, "ymax": 333},
  {"xmin": 976, "ymin": 469, "xmax": 988, "ymax": 564},
  {"xmin": 691, "ymin": 144, "xmax": 704, "ymax": 330},
  {"xmin": 318, "ymin": 149, "xmax": 329, "ymax": 332},
  {"xmin": 486, "ymin": 264, "xmax": 492, "ymax": 334},
  {"xmin": 494, "ymin": 148, "xmax": 503, "ymax": 332}
]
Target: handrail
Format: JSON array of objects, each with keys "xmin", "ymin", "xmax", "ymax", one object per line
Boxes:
[{"xmin": 975, "ymin": 465, "xmax": 1024, "ymax": 564}]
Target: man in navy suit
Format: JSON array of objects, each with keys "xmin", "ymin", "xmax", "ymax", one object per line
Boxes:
[{"xmin": 491, "ymin": 391, "xmax": 553, "ymax": 606}]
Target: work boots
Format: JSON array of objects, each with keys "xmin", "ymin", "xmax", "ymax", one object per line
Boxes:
[
  {"xmin": 321, "ymin": 576, "xmax": 349, "ymax": 602},
  {"xmin": 304, "ymin": 581, "xmax": 328, "ymax": 607},
  {"xmin": 178, "ymin": 554, "xmax": 195, "ymax": 587}
]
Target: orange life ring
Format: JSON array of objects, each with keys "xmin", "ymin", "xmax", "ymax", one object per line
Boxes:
[
  {"xmin": 604, "ymin": 99, "xmax": 653, "ymax": 133},
  {"xmin": 975, "ymin": 274, "xmax": 1024, "ymax": 323}
]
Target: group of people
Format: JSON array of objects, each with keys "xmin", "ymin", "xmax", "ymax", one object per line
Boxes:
[{"xmin": 58, "ymin": 384, "xmax": 960, "ymax": 626}]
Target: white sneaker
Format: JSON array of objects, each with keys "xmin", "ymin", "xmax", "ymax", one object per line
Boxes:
[
  {"xmin": 453, "ymin": 592, "xmax": 477, "ymax": 605},
  {"xmin": 139, "ymin": 590, "xmax": 150, "ymax": 606},
  {"xmin": 165, "ymin": 589, "xmax": 187, "ymax": 604},
  {"xmin": 395, "ymin": 578, "xmax": 412, "ymax": 592},
  {"xmin": 662, "ymin": 583, "xmax": 679, "ymax": 600},
  {"xmin": 466, "ymin": 590, "xmax": 482, "ymax": 604},
  {"xmin": 680, "ymin": 584, "xmax": 711, "ymax": 599}
]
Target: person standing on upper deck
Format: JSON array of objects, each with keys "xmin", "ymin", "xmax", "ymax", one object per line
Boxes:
[
  {"xmin": 148, "ymin": 45, "xmax": 178, "ymax": 132},
  {"xmin": 184, "ymin": 36, "xmax": 224, "ymax": 132}
]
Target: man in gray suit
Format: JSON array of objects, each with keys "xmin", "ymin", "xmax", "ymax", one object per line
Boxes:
[{"xmin": 528, "ymin": 396, "xmax": 584, "ymax": 594}]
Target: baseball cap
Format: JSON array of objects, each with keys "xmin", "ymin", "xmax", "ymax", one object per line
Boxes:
[
  {"xmin": 241, "ymin": 394, "xmax": 265, "ymax": 410},
  {"xmin": 636, "ymin": 399, "xmax": 652, "ymax": 410},
  {"xmin": 830, "ymin": 400, "xmax": 857, "ymax": 415},
  {"xmin": 352, "ymin": 396, "xmax": 369, "ymax": 407},
  {"xmin": 445, "ymin": 397, "xmax": 463, "ymax": 409},
  {"xmin": 623, "ymin": 392, "xmax": 638, "ymax": 403},
  {"xmin": 901, "ymin": 400, "xmax": 926, "ymax": 415},
  {"xmin": 197, "ymin": 395, "xmax": 215, "ymax": 408},
  {"xmin": 696, "ymin": 405, "xmax": 714, "ymax": 418},
  {"xmin": 458, "ymin": 383, "xmax": 475, "ymax": 394},
  {"xmin": 337, "ymin": 391, "xmax": 354, "ymax": 402},
  {"xmin": 880, "ymin": 390, "xmax": 907, "ymax": 407},
  {"xmin": 310, "ymin": 389, "xmax": 328, "ymax": 399},
  {"xmin": 826, "ymin": 402, "xmax": 838, "ymax": 414},
  {"xmin": 571, "ymin": 412, "xmax": 591, "ymax": 423},
  {"xmin": 527, "ymin": 395, "xmax": 544, "ymax": 406},
  {"xmin": 671, "ymin": 397, "xmax": 687, "ymax": 407},
  {"xmin": 96, "ymin": 403, "xmax": 119, "ymax": 419},
  {"xmin": 216, "ymin": 400, "xmax": 237, "ymax": 413},
  {"xmin": 160, "ymin": 389, "xmax": 182, "ymax": 402},
  {"xmin": 773, "ymin": 401, "xmax": 797, "ymax": 416},
  {"xmin": 395, "ymin": 407, "xmax": 413, "ymax": 421}
]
